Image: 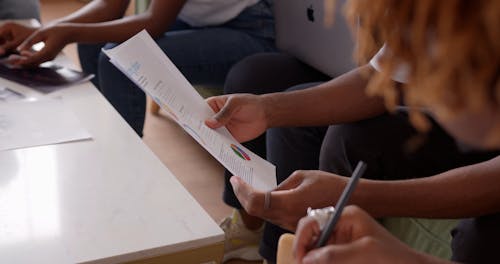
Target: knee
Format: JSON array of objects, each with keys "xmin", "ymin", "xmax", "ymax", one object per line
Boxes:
[
  {"xmin": 224, "ymin": 52, "xmax": 301, "ymax": 95},
  {"xmin": 224, "ymin": 53, "xmax": 273, "ymax": 94},
  {"xmin": 319, "ymin": 122, "xmax": 383, "ymax": 175},
  {"xmin": 319, "ymin": 125, "xmax": 351, "ymax": 174},
  {"xmin": 97, "ymin": 50, "xmax": 116, "ymax": 78},
  {"xmin": 97, "ymin": 45, "xmax": 123, "ymax": 91},
  {"xmin": 451, "ymin": 214, "xmax": 500, "ymax": 263}
]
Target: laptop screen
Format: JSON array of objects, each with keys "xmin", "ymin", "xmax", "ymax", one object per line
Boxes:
[{"xmin": 274, "ymin": 0, "xmax": 357, "ymax": 77}]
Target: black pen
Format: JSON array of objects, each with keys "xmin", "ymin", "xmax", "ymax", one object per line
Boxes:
[{"xmin": 315, "ymin": 161, "xmax": 367, "ymax": 247}]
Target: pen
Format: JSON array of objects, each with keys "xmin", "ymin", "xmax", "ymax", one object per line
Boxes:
[{"xmin": 315, "ymin": 161, "xmax": 367, "ymax": 247}]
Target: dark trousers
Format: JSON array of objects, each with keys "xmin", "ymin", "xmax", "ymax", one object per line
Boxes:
[{"xmin": 222, "ymin": 53, "xmax": 500, "ymax": 263}]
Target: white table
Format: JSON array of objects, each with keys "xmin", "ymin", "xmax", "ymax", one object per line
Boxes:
[{"xmin": 0, "ymin": 62, "xmax": 224, "ymax": 263}]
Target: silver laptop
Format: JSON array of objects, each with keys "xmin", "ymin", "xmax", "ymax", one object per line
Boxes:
[{"xmin": 274, "ymin": 0, "xmax": 357, "ymax": 77}]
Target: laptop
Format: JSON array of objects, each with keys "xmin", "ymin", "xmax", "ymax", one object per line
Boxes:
[{"xmin": 274, "ymin": 0, "xmax": 357, "ymax": 77}]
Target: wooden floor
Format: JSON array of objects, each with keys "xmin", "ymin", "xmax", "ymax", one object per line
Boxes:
[{"xmin": 40, "ymin": 1, "xmax": 260, "ymax": 263}]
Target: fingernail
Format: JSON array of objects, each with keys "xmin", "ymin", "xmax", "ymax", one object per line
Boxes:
[
  {"xmin": 302, "ymin": 254, "xmax": 315, "ymax": 264},
  {"xmin": 230, "ymin": 177, "xmax": 239, "ymax": 190}
]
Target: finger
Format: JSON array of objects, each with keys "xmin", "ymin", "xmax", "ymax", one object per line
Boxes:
[
  {"xmin": 230, "ymin": 176, "xmax": 265, "ymax": 217},
  {"xmin": 205, "ymin": 96, "xmax": 226, "ymax": 113},
  {"xmin": 274, "ymin": 170, "xmax": 306, "ymax": 191},
  {"xmin": 205, "ymin": 96, "xmax": 228, "ymax": 128},
  {"xmin": 0, "ymin": 41, "xmax": 18, "ymax": 55},
  {"xmin": 17, "ymin": 31, "xmax": 44, "ymax": 53},
  {"xmin": 302, "ymin": 246, "xmax": 336, "ymax": 264},
  {"xmin": 205, "ymin": 96, "xmax": 239, "ymax": 128},
  {"xmin": 302, "ymin": 240, "xmax": 367, "ymax": 264},
  {"xmin": 12, "ymin": 48, "xmax": 55, "ymax": 67},
  {"xmin": 293, "ymin": 216, "xmax": 321, "ymax": 261},
  {"xmin": 4, "ymin": 54, "xmax": 26, "ymax": 66},
  {"xmin": 0, "ymin": 27, "xmax": 19, "ymax": 55},
  {"xmin": 0, "ymin": 25, "xmax": 13, "ymax": 43}
]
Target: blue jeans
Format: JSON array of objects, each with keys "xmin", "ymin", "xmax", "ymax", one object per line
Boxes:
[
  {"xmin": 78, "ymin": 0, "xmax": 276, "ymax": 136},
  {"xmin": 0, "ymin": 0, "xmax": 40, "ymax": 20}
]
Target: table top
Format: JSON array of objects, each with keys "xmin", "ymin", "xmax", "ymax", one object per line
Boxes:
[{"xmin": 0, "ymin": 63, "xmax": 224, "ymax": 263}]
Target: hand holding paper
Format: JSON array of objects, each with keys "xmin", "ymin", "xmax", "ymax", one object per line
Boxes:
[
  {"xmin": 205, "ymin": 94, "xmax": 269, "ymax": 143},
  {"xmin": 103, "ymin": 30, "xmax": 277, "ymax": 191}
]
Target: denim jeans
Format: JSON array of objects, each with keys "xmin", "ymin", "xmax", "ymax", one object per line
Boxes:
[
  {"xmin": 0, "ymin": 0, "xmax": 40, "ymax": 20},
  {"xmin": 78, "ymin": 0, "xmax": 276, "ymax": 136}
]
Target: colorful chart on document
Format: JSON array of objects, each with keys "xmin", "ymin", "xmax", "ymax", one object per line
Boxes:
[{"xmin": 230, "ymin": 144, "xmax": 251, "ymax": 161}]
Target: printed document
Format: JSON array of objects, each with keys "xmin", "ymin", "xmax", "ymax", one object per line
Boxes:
[
  {"xmin": 104, "ymin": 30, "xmax": 277, "ymax": 191},
  {"xmin": 0, "ymin": 99, "xmax": 92, "ymax": 151}
]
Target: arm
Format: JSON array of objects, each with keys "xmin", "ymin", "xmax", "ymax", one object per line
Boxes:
[
  {"xmin": 52, "ymin": 0, "xmax": 187, "ymax": 43},
  {"xmin": 51, "ymin": 0, "xmax": 131, "ymax": 24},
  {"xmin": 229, "ymin": 156, "xmax": 500, "ymax": 230},
  {"xmin": 206, "ymin": 65, "xmax": 386, "ymax": 142},
  {"xmin": 11, "ymin": 0, "xmax": 186, "ymax": 66},
  {"xmin": 38, "ymin": 0, "xmax": 186, "ymax": 44},
  {"xmin": 0, "ymin": 0, "xmax": 128, "ymax": 55},
  {"xmin": 262, "ymin": 64, "xmax": 386, "ymax": 127},
  {"xmin": 357, "ymin": 155, "xmax": 500, "ymax": 218}
]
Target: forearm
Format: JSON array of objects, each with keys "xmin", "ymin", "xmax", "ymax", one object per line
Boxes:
[
  {"xmin": 357, "ymin": 155, "xmax": 500, "ymax": 218},
  {"xmin": 56, "ymin": 0, "xmax": 186, "ymax": 44},
  {"xmin": 60, "ymin": 15, "xmax": 162, "ymax": 44},
  {"xmin": 52, "ymin": 0, "xmax": 130, "ymax": 25},
  {"xmin": 262, "ymin": 64, "xmax": 386, "ymax": 127}
]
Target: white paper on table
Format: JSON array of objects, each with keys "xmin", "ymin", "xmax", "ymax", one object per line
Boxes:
[
  {"xmin": 0, "ymin": 85, "xmax": 25, "ymax": 102},
  {"xmin": 0, "ymin": 99, "xmax": 92, "ymax": 151},
  {"xmin": 103, "ymin": 30, "xmax": 277, "ymax": 191}
]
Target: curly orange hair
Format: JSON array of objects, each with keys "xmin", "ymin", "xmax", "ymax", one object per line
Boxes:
[{"xmin": 340, "ymin": 0, "xmax": 500, "ymax": 130}]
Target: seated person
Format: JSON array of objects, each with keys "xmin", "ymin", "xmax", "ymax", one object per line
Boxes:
[
  {"xmin": 206, "ymin": 0, "xmax": 500, "ymax": 262},
  {"xmin": 0, "ymin": 0, "xmax": 39, "ymax": 20},
  {"xmin": 0, "ymin": 0, "xmax": 276, "ymax": 136}
]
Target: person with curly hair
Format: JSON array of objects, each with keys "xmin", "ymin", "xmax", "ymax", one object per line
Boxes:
[{"xmin": 205, "ymin": 0, "xmax": 499, "ymax": 262}]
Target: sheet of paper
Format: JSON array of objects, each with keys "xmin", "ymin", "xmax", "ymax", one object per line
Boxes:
[
  {"xmin": 103, "ymin": 30, "xmax": 277, "ymax": 191},
  {"xmin": 0, "ymin": 99, "xmax": 92, "ymax": 151},
  {"xmin": 0, "ymin": 85, "xmax": 25, "ymax": 102}
]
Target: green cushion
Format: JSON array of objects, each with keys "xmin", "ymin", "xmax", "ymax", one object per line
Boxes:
[
  {"xmin": 383, "ymin": 218, "xmax": 458, "ymax": 259},
  {"xmin": 195, "ymin": 86, "xmax": 223, "ymax": 98},
  {"xmin": 135, "ymin": 0, "xmax": 151, "ymax": 13}
]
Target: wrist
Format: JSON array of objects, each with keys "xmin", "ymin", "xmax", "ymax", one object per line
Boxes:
[
  {"xmin": 354, "ymin": 179, "xmax": 390, "ymax": 218},
  {"xmin": 261, "ymin": 93, "xmax": 277, "ymax": 128},
  {"xmin": 58, "ymin": 23, "xmax": 80, "ymax": 43}
]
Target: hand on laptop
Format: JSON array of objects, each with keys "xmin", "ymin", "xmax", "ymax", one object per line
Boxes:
[
  {"xmin": 0, "ymin": 22, "xmax": 37, "ymax": 57},
  {"xmin": 293, "ymin": 205, "xmax": 439, "ymax": 264},
  {"xmin": 205, "ymin": 94, "xmax": 269, "ymax": 143},
  {"xmin": 8, "ymin": 24, "xmax": 73, "ymax": 68}
]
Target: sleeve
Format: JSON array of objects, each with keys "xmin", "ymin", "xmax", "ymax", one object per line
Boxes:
[{"xmin": 369, "ymin": 44, "xmax": 410, "ymax": 84}]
